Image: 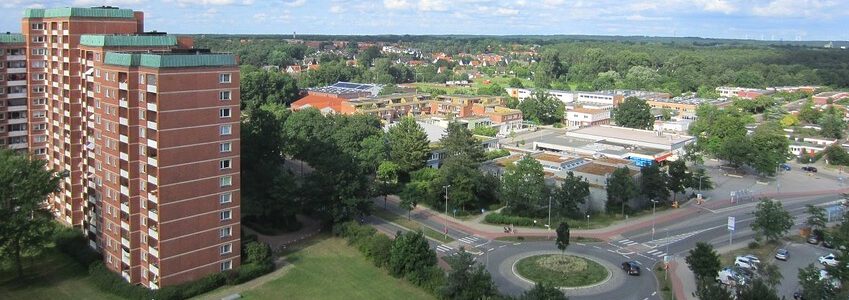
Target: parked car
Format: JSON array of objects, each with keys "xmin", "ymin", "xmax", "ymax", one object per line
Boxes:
[
  {"xmin": 734, "ymin": 257, "xmax": 758, "ymax": 270},
  {"xmin": 807, "ymin": 233, "xmax": 821, "ymax": 245},
  {"xmin": 621, "ymin": 261, "xmax": 641, "ymax": 276},
  {"xmin": 717, "ymin": 268, "xmax": 747, "ymax": 286},
  {"xmin": 802, "ymin": 166, "xmax": 818, "ymax": 172},
  {"xmin": 820, "ymin": 270, "xmax": 842, "ymax": 289},
  {"xmin": 741, "ymin": 254, "xmax": 761, "ymax": 265},
  {"xmin": 775, "ymin": 249, "xmax": 789, "ymax": 261},
  {"xmin": 819, "ymin": 253, "xmax": 839, "ymax": 267},
  {"xmin": 823, "ymin": 238, "xmax": 835, "ymax": 249},
  {"xmin": 780, "ymin": 163, "xmax": 791, "ymax": 171}
]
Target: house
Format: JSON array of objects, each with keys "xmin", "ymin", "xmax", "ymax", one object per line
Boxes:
[
  {"xmin": 285, "ymin": 65, "xmax": 302, "ymax": 74},
  {"xmin": 812, "ymin": 92, "xmax": 849, "ymax": 105},
  {"xmin": 565, "ymin": 108, "xmax": 611, "ymax": 129}
]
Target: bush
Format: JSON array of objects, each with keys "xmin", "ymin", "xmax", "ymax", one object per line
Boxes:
[
  {"xmin": 484, "ymin": 149, "xmax": 511, "ymax": 161},
  {"xmin": 362, "ymin": 234, "xmax": 393, "ymax": 268},
  {"xmin": 484, "ymin": 212, "xmax": 536, "ymax": 227},
  {"xmin": 748, "ymin": 241, "xmax": 760, "ymax": 249},
  {"xmin": 53, "ymin": 228, "xmax": 101, "ymax": 267},
  {"xmin": 244, "ymin": 241, "xmax": 272, "ymax": 266},
  {"xmin": 229, "ymin": 262, "xmax": 274, "ymax": 285},
  {"xmin": 88, "ymin": 262, "xmax": 153, "ymax": 300}
]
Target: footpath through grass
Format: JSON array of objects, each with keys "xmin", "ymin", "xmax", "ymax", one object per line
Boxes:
[
  {"xmin": 0, "ymin": 248, "xmax": 119, "ymax": 300},
  {"xmin": 239, "ymin": 237, "xmax": 435, "ymax": 300},
  {"xmin": 515, "ymin": 254, "xmax": 608, "ymax": 287},
  {"xmin": 373, "ymin": 208, "xmax": 454, "ymax": 243}
]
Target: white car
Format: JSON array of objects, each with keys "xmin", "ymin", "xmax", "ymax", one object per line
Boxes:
[
  {"xmin": 819, "ymin": 254, "xmax": 840, "ymax": 267},
  {"xmin": 717, "ymin": 268, "xmax": 747, "ymax": 286},
  {"xmin": 820, "ymin": 270, "xmax": 842, "ymax": 289},
  {"xmin": 741, "ymin": 255, "xmax": 761, "ymax": 265},
  {"xmin": 734, "ymin": 257, "xmax": 758, "ymax": 270}
]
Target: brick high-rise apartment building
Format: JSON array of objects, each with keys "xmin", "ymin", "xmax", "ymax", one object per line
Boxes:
[
  {"xmin": 0, "ymin": 33, "xmax": 29, "ymax": 151},
  {"xmin": 19, "ymin": 6, "xmax": 241, "ymax": 288}
]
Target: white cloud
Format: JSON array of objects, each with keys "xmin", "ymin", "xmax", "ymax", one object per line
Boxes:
[
  {"xmin": 543, "ymin": 0, "xmax": 565, "ymax": 6},
  {"xmin": 284, "ymin": 0, "xmax": 306, "ymax": 7},
  {"xmin": 494, "ymin": 7, "xmax": 519, "ymax": 16},
  {"xmin": 329, "ymin": 4, "xmax": 343, "ymax": 13},
  {"xmin": 384, "ymin": 0, "xmax": 413, "ymax": 9},
  {"xmin": 174, "ymin": 0, "xmax": 254, "ymax": 6},
  {"xmin": 72, "ymin": 0, "xmax": 143, "ymax": 5},
  {"xmin": 752, "ymin": 0, "xmax": 836, "ymax": 17},
  {"xmin": 694, "ymin": 0, "xmax": 736, "ymax": 14},
  {"xmin": 418, "ymin": 0, "xmax": 447, "ymax": 12}
]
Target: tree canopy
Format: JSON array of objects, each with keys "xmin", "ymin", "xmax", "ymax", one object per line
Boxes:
[{"xmin": 613, "ymin": 97, "xmax": 654, "ymax": 130}]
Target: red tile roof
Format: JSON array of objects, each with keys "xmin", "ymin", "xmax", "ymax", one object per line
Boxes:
[{"xmin": 291, "ymin": 94, "xmax": 343, "ymax": 113}]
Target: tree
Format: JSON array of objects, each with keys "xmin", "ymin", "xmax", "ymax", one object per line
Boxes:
[
  {"xmin": 550, "ymin": 172, "xmax": 589, "ymax": 218},
  {"xmin": 519, "ymin": 282, "xmax": 567, "ymax": 300},
  {"xmin": 686, "ymin": 168, "xmax": 714, "ymax": 192},
  {"xmin": 751, "ymin": 199, "xmax": 793, "ymax": 242},
  {"xmin": 798, "ymin": 264, "xmax": 837, "ymax": 300},
  {"xmin": 592, "ymin": 70, "xmax": 620, "ymax": 90},
  {"xmin": 508, "ymin": 77, "xmax": 524, "ymax": 88},
  {"xmin": 389, "ymin": 231, "xmax": 437, "ymax": 283},
  {"xmin": 359, "ymin": 45, "xmax": 381, "ymax": 67},
  {"xmin": 686, "ymin": 242, "xmax": 722, "ymax": 282},
  {"xmin": 240, "ymin": 69, "xmax": 300, "ymax": 110},
  {"xmin": 501, "ymin": 155, "xmax": 547, "ymax": 216},
  {"xmin": 0, "ymin": 150, "xmax": 64, "ymax": 277},
  {"xmin": 735, "ymin": 278, "xmax": 780, "ymax": 300},
  {"xmin": 440, "ymin": 248, "xmax": 497, "ymax": 300},
  {"xmin": 441, "ymin": 122, "xmax": 486, "ymax": 164},
  {"xmin": 640, "ymin": 164, "xmax": 670, "ymax": 204},
  {"xmin": 695, "ymin": 282, "xmax": 733, "ymax": 300},
  {"xmin": 755, "ymin": 263, "xmax": 783, "ymax": 288},
  {"xmin": 377, "ymin": 161, "xmax": 400, "ymax": 209},
  {"xmin": 805, "ymin": 204, "xmax": 827, "ymax": 231},
  {"xmin": 819, "ymin": 106, "xmax": 846, "ymax": 139},
  {"xmin": 518, "ymin": 89, "xmax": 565, "ymax": 125},
  {"xmin": 717, "ymin": 135, "xmax": 750, "ymax": 168},
  {"xmin": 613, "ymin": 97, "xmax": 653, "ymax": 130},
  {"xmin": 798, "ymin": 100, "xmax": 822, "ymax": 124},
  {"xmin": 387, "ymin": 117, "xmax": 431, "ymax": 179},
  {"xmin": 748, "ymin": 123, "xmax": 790, "ymax": 176},
  {"xmin": 666, "ymin": 160, "xmax": 691, "ymax": 202},
  {"xmin": 780, "ymin": 114, "xmax": 799, "ymax": 127},
  {"xmin": 606, "ymin": 167, "xmax": 638, "ymax": 216},
  {"xmin": 555, "ymin": 222, "xmax": 570, "ymax": 252}
]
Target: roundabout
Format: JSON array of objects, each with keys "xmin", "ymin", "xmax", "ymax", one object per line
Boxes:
[{"xmin": 514, "ymin": 254, "xmax": 610, "ymax": 288}]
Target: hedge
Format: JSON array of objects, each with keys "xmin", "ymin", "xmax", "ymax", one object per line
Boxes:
[
  {"xmin": 483, "ymin": 212, "xmax": 537, "ymax": 227},
  {"xmin": 53, "ymin": 227, "xmax": 101, "ymax": 267}
]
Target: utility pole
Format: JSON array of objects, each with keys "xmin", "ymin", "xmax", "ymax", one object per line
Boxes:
[
  {"xmin": 548, "ymin": 195, "xmax": 552, "ymax": 230},
  {"xmin": 443, "ymin": 185, "xmax": 450, "ymax": 239},
  {"xmin": 651, "ymin": 199, "xmax": 657, "ymax": 242}
]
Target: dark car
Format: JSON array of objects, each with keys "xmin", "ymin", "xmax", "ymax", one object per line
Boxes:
[
  {"xmin": 802, "ymin": 166, "xmax": 818, "ymax": 173},
  {"xmin": 823, "ymin": 238, "xmax": 835, "ymax": 249},
  {"xmin": 622, "ymin": 261, "xmax": 641, "ymax": 276},
  {"xmin": 780, "ymin": 163, "xmax": 791, "ymax": 171},
  {"xmin": 808, "ymin": 232, "xmax": 822, "ymax": 245}
]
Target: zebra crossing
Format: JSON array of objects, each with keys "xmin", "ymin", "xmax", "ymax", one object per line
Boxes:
[
  {"xmin": 458, "ymin": 236, "xmax": 481, "ymax": 245},
  {"xmin": 435, "ymin": 244, "xmax": 453, "ymax": 253},
  {"xmin": 617, "ymin": 239, "xmax": 639, "ymax": 246},
  {"xmin": 645, "ymin": 249, "xmax": 668, "ymax": 258}
]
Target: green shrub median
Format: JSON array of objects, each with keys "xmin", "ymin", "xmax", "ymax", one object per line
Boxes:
[{"xmin": 515, "ymin": 254, "xmax": 608, "ymax": 288}]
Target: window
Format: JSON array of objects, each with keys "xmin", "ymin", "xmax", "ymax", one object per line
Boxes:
[
  {"xmin": 220, "ymin": 260, "xmax": 232, "ymax": 271},
  {"xmin": 219, "ymin": 73, "xmax": 231, "ymax": 83},
  {"xmin": 31, "ymin": 36, "xmax": 44, "ymax": 43},
  {"xmin": 34, "ymin": 135, "xmax": 47, "ymax": 143},
  {"xmin": 31, "ymin": 23, "xmax": 44, "ymax": 30},
  {"xmin": 140, "ymin": 145, "xmax": 147, "ymax": 156},
  {"xmin": 220, "ymin": 210, "xmax": 232, "ymax": 221},
  {"xmin": 219, "ymin": 176, "xmax": 232, "ymax": 187},
  {"xmin": 219, "ymin": 226, "xmax": 232, "ymax": 238},
  {"xmin": 141, "ymin": 267, "xmax": 148, "ymax": 279},
  {"xmin": 140, "ymin": 179, "xmax": 146, "ymax": 192},
  {"xmin": 33, "ymin": 111, "xmax": 46, "ymax": 118},
  {"xmin": 219, "ymin": 108, "xmax": 231, "ymax": 118},
  {"xmin": 139, "ymin": 110, "xmax": 145, "ymax": 120},
  {"xmin": 219, "ymin": 124, "xmax": 232, "ymax": 135},
  {"xmin": 139, "ymin": 127, "xmax": 146, "ymax": 139},
  {"xmin": 34, "ymin": 148, "xmax": 46, "ymax": 155},
  {"xmin": 219, "ymin": 193, "xmax": 232, "ymax": 204},
  {"xmin": 219, "ymin": 91, "xmax": 231, "ymax": 101},
  {"xmin": 95, "ymin": 100, "xmax": 100, "ymax": 109},
  {"xmin": 33, "ymin": 98, "xmax": 46, "ymax": 105},
  {"xmin": 94, "ymin": 53, "xmax": 100, "ymax": 61},
  {"xmin": 139, "ymin": 163, "xmax": 146, "ymax": 174},
  {"xmin": 95, "ymin": 69, "xmax": 100, "ymax": 78},
  {"xmin": 220, "ymin": 243, "xmax": 232, "ymax": 255},
  {"xmin": 219, "ymin": 159, "xmax": 232, "ymax": 170},
  {"xmin": 219, "ymin": 142, "xmax": 232, "ymax": 153},
  {"xmin": 138, "ymin": 91, "xmax": 145, "ymax": 102},
  {"xmin": 139, "ymin": 74, "xmax": 145, "ymax": 84}
]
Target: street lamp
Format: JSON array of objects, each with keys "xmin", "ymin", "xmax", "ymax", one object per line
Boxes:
[
  {"xmin": 443, "ymin": 185, "xmax": 450, "ymax": 239},
  {"xmin": 586, "ymin": 214, "xmax": 590, "ymax": 229},
  {"xmin": 651, "ymin": 199, "xmax": 658, "ymax": 242}
]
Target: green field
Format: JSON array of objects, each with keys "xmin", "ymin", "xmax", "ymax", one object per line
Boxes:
[
  {"xmin": 238, "ymin": 237, "xmax": 436, "ymax": 300},
  {"xmin": 515, "ymin": 254, "xmax": 608, "ymax": 288},
  {"xmin": 0, "ymin": 248, "xmax": 119, "ymax": 300}
]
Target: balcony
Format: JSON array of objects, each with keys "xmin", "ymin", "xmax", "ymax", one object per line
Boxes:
[
  {"xmin": 122, "ymin": 271, "xmax": 131, "ymax": 283},
  {"xmin": 88, "ymin": 223, "xmax": 96, "ymax": 234},
  {"xmin": 147, "ymin": 174, "xmax": 158, "ymax": 186},
  {"xmin": 149, "ymin": 210, "xmax": 158, "ymax": 222},
  {"xmin": 88, "ymin": 195, "xmax": 96, "ymax": 204},
  {"xmin": 62, "ymin": 29, "xmax": 68, "ymax": 35},
  {"xmin": 146, "ymin": 103, "xmax": 157, "ymax": 111},
  {"xmin": 148, "ymin": 227, "xmax": 159, "ymax": 240},
  {"xmin": 147, "ymin": 156, "xmax": 158, "ymax": 167},
  {"xmin": 149, "ymin": 263, "xmax": 159, "ymax": 276},
  {"xmin": 149, "ymin": 246, "xmax": 159, "ymax": 258},
  {"xmin": 119, "ymin": 134, "xmax": 128, "ymax": 144},
  {"xmin": 86, "ymin": 91, "xmax": 94, "ymax": 98},
  {"xmin": 7, "ymin": 105, "xmax": 27, "ymax": 112},
  {"xmin": 8, "ymin": 143, "xmax": 27, "ymax": 150},
  {"xmin": 120, "ymin": 169, "xmax": 128, "ymax": 179},
  {"xmin": 120, "ymin": 202, "xmax": 129, "ymax": 214},
  {"xmin": 121, "ymin": 221, "xmax": 129, "ymax": 231},
  {"xmin": 86, "ymin": 60, "xmax": 93, "ymax": 67},
  {"xmin": 7, "ymin": 80, "xmax": 26, "ymax": 86},
  {"xmin": 149, "ymin": 282, "xmax": 159, "ymax": 290},
  {"xmin": 147, "ymin": 139, "xmax": 157, "ymax": 149},
  {"xmin": 119, "ymin": 98, "xmax": 128, "ymax": 108},
  {"xmin": 147, "ymin": 121, "xmax": 157, "ymax": 130},
  {"xmin": 146, "ymin": 85, "xmax": 157, "ymax": 93},
  {"xmin": 119, "ymin": 117, "xmax": 128, "ymax": 126},
  {"xmin": 119, "ymin": 82, "xmax": 128, "ymax": 91},
  {"xmin": 6, "ymin": 68, "xmax": 26, "ymax": 74},
  {"xmin": 119, "ymin": 152, "xmax": 128, "ymax": 161},
  {"xmin": 148, "ymin": 192, "xmax": 158, "ymax": 204},
  {"xmin": 122, "ymin": 249, "xmax": 130, "ymax": 264},
  {"xmin": 6, "ymin": 55, "xmax": 26, "ymax": 61},
  {"xmin": 8, "ymin": 130, "xmax": 27, "ymax": 137},
  {"xmin": 121, "ymin": 237, "xmax": 130, "ymax": 248},
  {"xmin": 8, "ymin": 118, "xmax": 27, "ymax": 124},
  {"xmin": 7, "ymin": 92, "xmax": 27, "ymax": 98},
  {"xmin": 120, "ymin": 185, "xmax": 129, "ymax": 197}
]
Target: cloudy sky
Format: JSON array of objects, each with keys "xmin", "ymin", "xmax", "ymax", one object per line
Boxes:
[{"xmin": 1, "ymin": 0, "xmax": 847, "ymax": 41}]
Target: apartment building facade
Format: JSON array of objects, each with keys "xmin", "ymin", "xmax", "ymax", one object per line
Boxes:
[
  {"xmin": 0, "ymin": 33, "xmax": 29, "ymax": 150},
  {"xmin": 20, "ymin": 6, "xmax": 240, "ymax": 289}
]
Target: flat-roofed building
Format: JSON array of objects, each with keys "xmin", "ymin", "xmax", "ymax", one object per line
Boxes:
[
  {"xmin": 565, "ymin": 108, "xmax": 610, "ymax": 129},
  {"xmin": 0, "ymin": 33, "xmax": 29, "ymax": 151}
]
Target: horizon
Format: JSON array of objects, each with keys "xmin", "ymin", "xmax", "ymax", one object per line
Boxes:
[{"xmin": 1, "ymin": 1, "xmax": 848, "ymax": 41}]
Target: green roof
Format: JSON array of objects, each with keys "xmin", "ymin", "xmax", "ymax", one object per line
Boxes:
[
  {"xmin": 80, "ymin": 35, "xmax": 177, "ymax": 47},
  {"xmin": 0, "ymin": 33, "xmax": 24, "ymax": 44},
  {"xmin": 24, "ymin": 7, "xmax": 135, "ymax": 19},
  {"xmin": 104, "ymin": 52, "xmax": 237, "ymax": 69}
]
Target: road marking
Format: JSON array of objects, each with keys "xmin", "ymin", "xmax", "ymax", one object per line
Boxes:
[
  {"xmin": 436, "ymin": 245, "xmax": 452, "ymax": 252},
  {"xmin": 459, "ymin": 236, "xmax": 480, "ymax": 244},
  {"xmin": 654, "ymin": 252, "xmax": 667, "ymax": 257},
  {"xmin": 652, "ymin": 291, "xmax": 657, "ymax": 296},
  {"xmin": 619, "ymin": 239, "xmax": 630, "ymax": 243},
  {"xmin": 499, "ymin": 245, "xmax": 507, "ymax": 248},
  {"xmin": 633, "ymin": 260, "xmax": 642, "ymax": 265},
  {"xmin": 488, "ymin": 248, "xmax": 495, "ymax": 252},
  {"xmin": 647, "ymin": 249, "xmax": 660, "ymax": 254},
  {"xmin": 576, "ymin": 242, "xmax": 586, "ymax": 246},
  {"xmin": 607, "ymin": 249, "xmax": 617, "ymax": 253},
  {"xmin": 513, "ymin": 243, "xmax": 521, "ymax": 246},
  {"xmin": 593, "ymin": 245, "xmax": 602, "ymax": 250}
]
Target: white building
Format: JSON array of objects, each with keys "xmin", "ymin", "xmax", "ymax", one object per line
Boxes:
[{"xmin": 565, "ymin": 108, "xmax": 611, "ymax": 129}]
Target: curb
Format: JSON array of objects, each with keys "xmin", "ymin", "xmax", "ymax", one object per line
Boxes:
[{"xmin": 509, "ymin": 252, "xmax": 613, "ymax": 291}]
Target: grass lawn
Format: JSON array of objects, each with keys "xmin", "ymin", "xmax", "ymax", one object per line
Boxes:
[
  {"xmin": 373, "ymin": 208, "xmax": 454, "ymax": 243},
  {"xmin": 654, "ymin": 263, "xmax": 676, "ymax": 300},
  {"xmin": 515, "ymin": 254, "xmax": 608, "ymax": 288},
  {"xmin": 719, "ymin": 240, "xmax": 783, "ymax": 266},
  {"xmin": 0, "ymin": 248, "xmax": 119, "ymax": 300},
  {"xmin": 238, "ymin": 237, "xmax": 435, "ymax": 300},
  {"xmin": 494, "ymin": 236, "xmax": 603, "ymax": 243}
]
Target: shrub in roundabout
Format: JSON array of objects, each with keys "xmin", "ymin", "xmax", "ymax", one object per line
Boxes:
[{"xmin": 515, "ymin": 254, "xmax": 608, "ymax": 288}]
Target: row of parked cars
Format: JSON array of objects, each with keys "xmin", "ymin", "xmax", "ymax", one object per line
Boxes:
[{"xmin": 717, "ymin": 255, "xmax": 762, "ymax": 286}]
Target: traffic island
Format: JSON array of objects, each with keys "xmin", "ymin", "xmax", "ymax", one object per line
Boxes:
[{"xmin": 514, "ymin": 254, "xmax": 609, "ymax": 288}]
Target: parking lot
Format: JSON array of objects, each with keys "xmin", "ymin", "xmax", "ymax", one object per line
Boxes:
[{"xmin": 773, "ymin": 241, "xmax": 839, "ymax": 299}]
